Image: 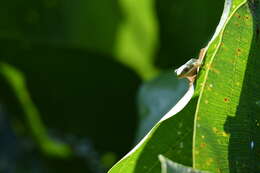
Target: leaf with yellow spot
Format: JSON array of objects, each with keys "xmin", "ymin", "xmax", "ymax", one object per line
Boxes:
[
  {"xmin": 109, "ymin": 0, "xmax": 260, "ymax": 172},
  {"xmin": 193, "ymin": 0, "xmax": 260, "ymax": 172}
]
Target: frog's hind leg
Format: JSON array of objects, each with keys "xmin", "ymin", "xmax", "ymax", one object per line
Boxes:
[{"xmin": 198, "ymin": 48, "xmax": 207, "ymax": 63}]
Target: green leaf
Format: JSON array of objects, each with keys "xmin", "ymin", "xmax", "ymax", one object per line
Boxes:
[
  {"xmin": 108, "ymin": 85, "xmax": 198, "ymax": 173},
  {"xmin": 115, "ymin": 0, "xmax": 159, "ymax": 80},
  {"xmin": 109, "ymin": 0, "xmax": 260, "ymax": 172},
  {"xmin": 159, "ymin": 155, "xmax": 209, "ymax": 173},
  {"xmin": 193, "ymin": 0, "xmax": 260, "ymax": 172},
  {"xmin": 108, "ymin": 0, "xmax": 237, "ymax": 172},
  {"xmin": 0, "ymin": 45, "xmax": 141, "ymax": 159},
  {"xmin": 0, "ymin": 63, "xmax": 72, "ymax": 158},
  {"xmin": 0, "ymin": 0, "xmax": 158, "ymax": 80}
]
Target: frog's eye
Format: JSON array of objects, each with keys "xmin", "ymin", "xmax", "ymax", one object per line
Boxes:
[
  {"xmin": 175, "ymin": 62, "xmax": 192, "ymax": 76},
  {"xmin": 182, "ymin": 67, "xmax": 190, "ymax": 73}
]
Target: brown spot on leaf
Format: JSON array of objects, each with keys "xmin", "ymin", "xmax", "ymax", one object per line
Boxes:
[
  {"xmin": 200, "ymin": 143, "xmax": 206, "ymax": 148},
  {"xmin": 237, "ymin": 48, "xmax": 242, "ymax": 56},
  {"xmin": 224, "ymin": 98, "xmax": 229, "ymax": 102}
]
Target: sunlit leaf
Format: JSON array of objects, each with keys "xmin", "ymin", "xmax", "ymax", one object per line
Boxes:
[
  {"xmin": 108, "ymin": 0, "xmax": 259, "ymax": 172},
  {"xmin": 193, "ymin": 0, "xmax": 260, "ymax": 172}
]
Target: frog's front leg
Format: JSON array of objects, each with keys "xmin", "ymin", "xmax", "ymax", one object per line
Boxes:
[
  {"xmin": 198, "ymin": 48, "xmax": 207, "ymax": 62},
  {"xmin": 175, "ymin": 59, "xmax": 201, "ymax": 78}
]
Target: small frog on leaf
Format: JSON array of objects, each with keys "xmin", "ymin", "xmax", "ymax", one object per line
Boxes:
[{"xmin": 175, "ymin": 48, "xmax": 206, "ymax": 85}]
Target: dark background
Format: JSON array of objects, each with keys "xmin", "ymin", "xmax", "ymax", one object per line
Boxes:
[{"xmin": 0, "ymin": 0, "xmax": 224, "ymax": 172}]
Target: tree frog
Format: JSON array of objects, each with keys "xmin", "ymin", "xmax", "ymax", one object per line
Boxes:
[{"xmin": 175, "ymin": 48, "xmax": 206, "ymax": 84}]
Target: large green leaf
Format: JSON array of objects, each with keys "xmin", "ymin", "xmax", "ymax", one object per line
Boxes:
[
  {"xmin": 109, "ymin": 94, "xmax": 197, "ymax": 173},
  {"xmin": 108, "ymin": 0, "xmax": 232, "ymax": 171},
  {"xmin": 193, "ymin": 0, "xmax": 260, "ymax": 172},
  {"xmin": 108, "ymin": 0, "xmax": 232, "ymax": 172},
  {"xmin": 109, "ymin": 0, "xmax": 260, "ymax": 172}
]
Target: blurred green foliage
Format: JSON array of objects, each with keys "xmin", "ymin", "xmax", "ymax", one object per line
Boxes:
[{"xmin": 0, "ymin": 0, "xmax": 224, "ymax": 172}]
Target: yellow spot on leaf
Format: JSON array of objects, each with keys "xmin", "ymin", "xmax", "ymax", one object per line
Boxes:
[
  {"xmin": 212, "ymin": 127, "xmax": 218, "ymax": 133},
  {"xmin": 211, "ymin": 68, "xmax": 220, "ymax": 74},
  {"xmin": 200, "ymin": 143, "xmax": 206, "ymax": 148},
  {"xmin": 206, "ymin": 158, "xmax": 213, "ymax": 166},
  {"xmin": 222, "ymin": 131, "xmax": 229, "ymax": 137}
]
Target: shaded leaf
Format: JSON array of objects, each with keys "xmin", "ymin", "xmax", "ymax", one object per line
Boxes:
[
  {"xmin": 109, "ymin": 86, "xmax": 197, "ymax": 173},
  {"xmin": 0, "ymin": 44, "xmax": 141, "ymax": 159},
  {"xmin": 0, "ymin": 62, "xmax": 72, "ymax": 158},
  {"xmin": 159, "ymin": 155, "xmax": 209, "ymax": 173},
  {"xmin": 136, "ymin": 72, "xmax": 188, "ymax": 142}
]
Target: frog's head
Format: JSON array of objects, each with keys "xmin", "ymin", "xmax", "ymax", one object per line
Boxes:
[
  {"xmin": 175, "ymin": 58, "xmax": 198, "ymax": 78},
  {"xmin": 175, "ymin": 64, "xmax": 190, "ymax": 77}
]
